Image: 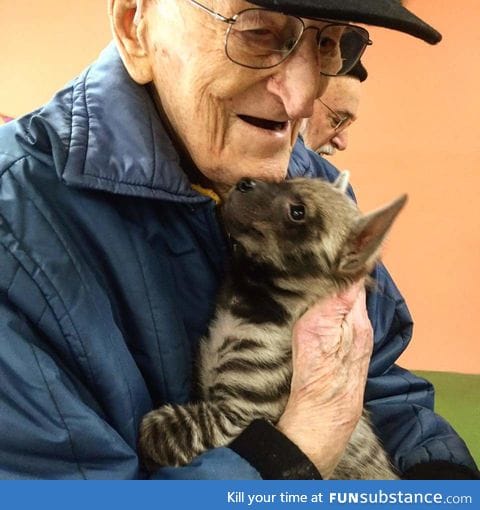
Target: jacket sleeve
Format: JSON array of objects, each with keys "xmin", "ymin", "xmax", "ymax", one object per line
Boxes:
[
  {"xmin": 0, "ymin": 297, "xmax": 140, "ymax": 479},
  {"xmin": 1, "ymin": 248, "xmax": 282, "ymax": 481},
  {"xmin": 0, "ymin": 298, "xmax": 318, "ymax": 479},
  {"xmin": 0, "ymin": 296, "xmax": 280, "ymax": 480},
  {"xmin": 365, "ymin": 263, "xmax": 480, "ymax": 479}
]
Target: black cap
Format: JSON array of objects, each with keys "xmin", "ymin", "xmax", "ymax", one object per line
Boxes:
[{"xmin": 249, "ymin": 0, "xmax": 441, "ymax": 44}]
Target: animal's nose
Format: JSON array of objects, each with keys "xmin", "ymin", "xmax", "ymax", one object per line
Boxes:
[{"xmin": 236, "ymin": 179, "xmax": 256, "ymax": 193}]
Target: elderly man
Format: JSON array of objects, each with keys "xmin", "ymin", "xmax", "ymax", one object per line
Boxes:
[
  {"xmin": 302, "ymin": 62, "xmax": 366, "ymax": 156},
  {"xmin": 0, "ymin": 0, "xmax": 478, "ymax": 480}
]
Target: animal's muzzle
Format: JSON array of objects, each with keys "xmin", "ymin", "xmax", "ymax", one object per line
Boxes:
[{"xmin": 235, "ymin": 179, "xmax": 256, "ymax": 193}]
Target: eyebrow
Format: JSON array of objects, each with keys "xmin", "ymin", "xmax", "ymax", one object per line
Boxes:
[{"xmin": 335, "ymin": 109, "xmax": 356, "ymax": 121}]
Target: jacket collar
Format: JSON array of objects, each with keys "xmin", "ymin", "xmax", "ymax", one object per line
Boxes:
[{"xmin": 60, "ymin": 44, "xmax": 312, "ymax": 202}]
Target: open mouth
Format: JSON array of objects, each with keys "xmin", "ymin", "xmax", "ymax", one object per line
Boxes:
[{"xmin": 238, "ymin": 114, "xmax": 288, "ymax": 132}]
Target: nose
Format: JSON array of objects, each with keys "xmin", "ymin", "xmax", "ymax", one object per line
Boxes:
[
  {"xmin": 331, "ymin": 129, "xmax": 349, "ymax": 151},
  {"xmin": 236, "ymin": 179, "xmax": 257, "ymax": 193},
  {"xmin": 266, "ymin": 33, "xmax": 326, "ymax": 120}
]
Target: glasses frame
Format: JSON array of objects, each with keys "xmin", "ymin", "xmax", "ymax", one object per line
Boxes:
[
  {"xmin": 318, "ymin": 98, "xmax": 353, "ymax": 131},
  {"xmin": 187, "ymin": 0, "xmax": 372, "ymax": 76}
]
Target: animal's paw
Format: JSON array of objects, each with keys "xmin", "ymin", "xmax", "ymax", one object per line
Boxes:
[{"xmin": 138, "ymin": 405, "xmax": 195, "ymax": 470}]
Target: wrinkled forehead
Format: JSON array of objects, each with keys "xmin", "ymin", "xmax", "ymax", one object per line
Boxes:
[{"xmin": 323, "ymin": 76, "xmax": 361, "ymax": 116}]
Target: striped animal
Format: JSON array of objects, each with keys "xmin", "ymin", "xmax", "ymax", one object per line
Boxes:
[{"xmin": 139, "ymin": 173, "xmax": 406, "ymax": 479}]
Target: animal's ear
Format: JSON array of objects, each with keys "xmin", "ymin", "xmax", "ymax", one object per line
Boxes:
[
  {"xmin": 337, "ymin": 194, "xmax": 407, "ymax": 274},
  {"xmin": 333, "ymin": 170, "xmax": 350, "ymax": 193}
]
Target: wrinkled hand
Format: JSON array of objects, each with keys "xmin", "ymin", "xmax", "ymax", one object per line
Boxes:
[{"xmin": 277, "ymin": 281, "xmax": 373, "ymax": 479}]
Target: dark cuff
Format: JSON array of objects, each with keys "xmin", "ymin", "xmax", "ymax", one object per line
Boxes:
[
  {"xmin": 403, "ymin": 461, "xmax": 480, "ymax": 479},
  {"xmin": 229, "ymin": 419, "xmax": 322, "ymax": 480}
]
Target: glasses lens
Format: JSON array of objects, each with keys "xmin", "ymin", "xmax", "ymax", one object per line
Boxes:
[
  {"xmin": 225, "ymin": 9, "xmax": 370, "ymax": 76},
  {"xmin": 336, "ymin": 116, "xmax": 353, "ymax": 131},
  {"xmin": 320, "ymin": 24, "xmax": 370, "ymax": 77},
  {"xmin": 226, "ymin": 9, "xmax": 303, "ymax": 69}
]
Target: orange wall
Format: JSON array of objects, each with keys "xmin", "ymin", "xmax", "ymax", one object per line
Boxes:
[
  {"xmin": 1, "ymin": 1, "xmax": 479, "ymax": 374},
  {"xmin": 333, "ymin": 0, "xmax": 480, "ymax": 375},
  {"xmin": 0, "ymin": 0, "xmax": 111, "ymax": 116}
]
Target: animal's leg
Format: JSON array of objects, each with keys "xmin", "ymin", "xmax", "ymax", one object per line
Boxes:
[{"xmin": 138, "ymin": 400, "xmax": 247, "ymax": 468}]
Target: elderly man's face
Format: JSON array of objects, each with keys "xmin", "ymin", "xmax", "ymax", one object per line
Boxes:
[
  {"xmin": 302, "ymin": 76, "xmax": 361, "ymax": 156},
  {"xmin": 126, "ymin": 0, "xmax": 329, "ymax": 190}
]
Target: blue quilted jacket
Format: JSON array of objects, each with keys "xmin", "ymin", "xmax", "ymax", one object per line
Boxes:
[{"xmin": 0, "ymin": 44, "xmax": 477, "ymax": 479}]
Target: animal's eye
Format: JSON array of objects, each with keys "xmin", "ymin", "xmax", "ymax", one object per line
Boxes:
[{"xmin": 288, "ymin": 204, "xmax": 306, "ymax": 222}]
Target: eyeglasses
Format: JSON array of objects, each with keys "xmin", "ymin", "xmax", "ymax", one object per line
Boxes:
[
  {"xmin": 187, "ymin": 0, "xmax": 372, "ymax": 77},
  {"xmin": 318, "ymin": 98, "xmax": 354, "ymax": 131}
]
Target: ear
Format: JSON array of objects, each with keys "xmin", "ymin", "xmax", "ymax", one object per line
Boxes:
[
  {"xmin": 333, "ymin": 170, "xmax": 350, "ymax": 193},
  {"xmin": 337, "ymin": 194, "xmax": 407, "ymax": 274},
  {"xmin": 109, "ymin": 0, "xmax": 153, "ymax": 84}
]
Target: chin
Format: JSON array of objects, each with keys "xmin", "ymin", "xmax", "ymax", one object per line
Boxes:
[
  {"xmin": 231, "ymin": 156, "xmax": 289, "ymax": 184},
  {"xmin": 245, "ymin": 147, "xmax": 292, "ymax": 177},
  {"xmin": 197, "ymin": 146, "xmax": 290, "ymax": 188}
]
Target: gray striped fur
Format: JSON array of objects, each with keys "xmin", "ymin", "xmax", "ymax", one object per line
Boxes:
[{"xmin": 139, "ymin": 175, "xmax": 406, "ymax": 479}]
